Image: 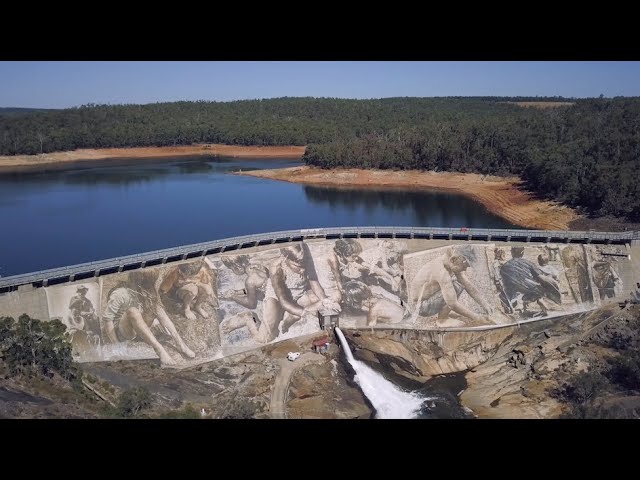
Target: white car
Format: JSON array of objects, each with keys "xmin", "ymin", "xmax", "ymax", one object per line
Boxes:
[{"xmin": 287, "ymin": 352, "xmax": 301, "ymax": 361}]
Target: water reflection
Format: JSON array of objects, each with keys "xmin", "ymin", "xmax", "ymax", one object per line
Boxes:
[
  {"xmin": 177, "ymin": 162, "xmax": 214, "ymax": 174},
  {"xmin": 0, "ymin": 157, "xmax": 515, "ymax": 276},
  {"xmin": 64, "ymin": 167, "xmax": 171, "ymax": 186},
  {"xmin": 303, "ymin": 185, "xmax": 511, "ymax": 228}
]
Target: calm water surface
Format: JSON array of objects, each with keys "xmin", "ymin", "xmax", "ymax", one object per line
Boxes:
[{"xmin": 0, "ymin": 157, "xmax": 516, "ymax": 276}]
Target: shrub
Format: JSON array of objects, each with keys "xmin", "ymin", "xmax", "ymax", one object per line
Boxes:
[
  {"xmin": 606, "ymin": 349, "xmax": 640, "ymax": 391},
  {"xmin": 159, "ymin": 404, "xmax": 202, "ymax": 419},
  {"xmin": 0, "ymin": 314, "xmax": 76, "ymax": 380},
  {"xmin": 552, "ymin": 370, "xmax": 608, "ymax": 406},
  {"xmin": 116, "ymin": 387, "xmax": 153, "ymax": 417}
]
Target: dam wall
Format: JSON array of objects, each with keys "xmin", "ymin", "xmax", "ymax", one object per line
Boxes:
[{"xmin": 0, "ymin": 231, "xmax": 637, "ymax": 368}]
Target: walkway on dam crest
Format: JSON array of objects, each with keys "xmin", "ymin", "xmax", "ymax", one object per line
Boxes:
[{"xmin": 1, "ymin": 226, "xmax": 638, "ymax": 292}]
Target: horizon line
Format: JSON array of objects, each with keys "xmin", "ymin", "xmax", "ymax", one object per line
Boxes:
[{"xmin": 3, "ymin": 94, "xmax": 637, "ymax": 110}]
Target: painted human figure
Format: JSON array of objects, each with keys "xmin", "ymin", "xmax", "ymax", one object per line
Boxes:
[
  {"xmin": 333, "ymin": 239, "xmax": 400, "ymax": 295},
  {"xmin": 221, "ymin": 244, "xmax": 338, "ymax": 343},
  {"xmin": 159, "ymin": 261, "xmax": 217, "ymax": 321},
  {"xmin": 492, "ymin": 248, "xmax": 513, "ymax": 314},
  {"xmin": 561, "ymin": 246, "xmax": 593, "ymax": 304},
  {"xmin": 67, "ymin": 285, "xmax": 98, "ymax": 335},
  {"xmin": 342, "ymin": 280, "xmax": 404, "ymax": 327},
  {"xmin": 408, "ymin": 248, "xmax": 494, "ymax": 327},
  {"xmin": 592, "ymin": 261, "xmax": 620, "ymax": 300},
  {"xmin": 537, "ymin": 254, "xmax": 560, "ymax": 281},
  {"xmin": 500, "ymin": 246, "xmax": 561, "ymax": 317},
  {"xmin": 219, "ymin": 255, "xmax": 269, "ymax": 309},
  {"xmin": 102, "ymin": 270, "xmax": 196, "ymax": 366},
  {"xmin": 66, "ymin": 285, "xmax": 101, "ymax": 352},
  {"xmin": 544, "ymin": 245, "xmax": 561, "ymax": 262}
]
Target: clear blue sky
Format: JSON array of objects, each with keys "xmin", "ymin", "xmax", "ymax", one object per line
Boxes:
[{"xmin": 1, "ymin": 61, "xmax": 639, "ymax": 109}]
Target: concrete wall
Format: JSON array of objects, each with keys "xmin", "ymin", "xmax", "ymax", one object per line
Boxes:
[
  {"xmin": 0, "ymin": 284, "xmax": 50, "ymax": 321},
  {"xmin": 0, "ymin": 238, "xmax": 636, "ymax": 367}
]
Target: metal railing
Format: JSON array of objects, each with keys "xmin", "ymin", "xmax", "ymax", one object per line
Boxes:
[{"xmin": 1, "ymin": 226, "xmax": 638, "ymax": 291}]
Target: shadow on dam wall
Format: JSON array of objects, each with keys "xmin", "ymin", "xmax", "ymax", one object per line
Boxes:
[{"xmin": 0, "ymin": 236, "xmax": 636, "ymax": 369}]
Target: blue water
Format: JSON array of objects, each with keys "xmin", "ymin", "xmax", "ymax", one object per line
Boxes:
[{"xmin": 0, "ymin": 157, "xmax": 515, "ymax": 276}]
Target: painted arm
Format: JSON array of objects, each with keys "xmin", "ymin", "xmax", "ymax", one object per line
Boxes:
[
  {"xmin": 440, "ymin": 277, "xmax": 486, "ymax": 322},
  {"xmin": 361, "ymin": 259, "xmax": 399, "ymax": 290},
  {"xmin": 102, "ymin": 290, "xmax": 125, "ymax": 343},
  {"xmin": 158, "ymin": 268, "xmax": 179, "ymax": 295},
  {"xmin": 368, "ymin": 298, "xmax": 403, "ymax": 326},
  {"xmin": 68, "ymin": 295, "xmax": 79, "ymax": 310},
  {"xmin": 457, "ymin": 272, "xmax": 493, "ymax": 314},
  {"xmin": 82, "ymin": 299, "xmax": 95, "ymax": 315},
  {"xmin": 300, "ymin": 242, "xmax": 325, "ymax": 302},
  {"xmin": 309, "ymin": 279, "xmax": 327, "ymax": 302},
  {"xmin": 154, "ymin": 303, "xmax": 183, "ymax": 341},
  {"xmin": 327, "ymin": 256, "xmax": 343, "ymax": 303},
  {"xmin": 270, "ymin": 265, "xmax": 305, "ymax": 317}
]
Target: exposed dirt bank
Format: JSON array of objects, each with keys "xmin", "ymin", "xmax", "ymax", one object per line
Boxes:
[
  {"xmin": 238, "ymin": 166, "xmax": 579, "ymax": 230},
  {"xmin": 0, "ymin": 144, "xmax": 306, "ymax": 174}
]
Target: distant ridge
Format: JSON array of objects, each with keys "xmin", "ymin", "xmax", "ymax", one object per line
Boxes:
[{"xmin": 0, "ymin": 107, "xmax": 56, "ymax": 116}]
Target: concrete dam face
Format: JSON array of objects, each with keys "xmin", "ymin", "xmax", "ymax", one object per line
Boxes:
[{"xmin": 0, "ymin": 237, "xmax": 636, "ymax": 367}]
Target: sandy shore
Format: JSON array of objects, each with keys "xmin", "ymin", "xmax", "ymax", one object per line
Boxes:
[
  {"xmin": 0, "ymin": 144, "xmax": 582, "ymax": 230},
  {"xmin": 0, "ymin": 144, "xmax": 306, "ymax": 173},
  {"xmin": 237, "ymin": 166, "xmax": 580, "ymax": 230}
]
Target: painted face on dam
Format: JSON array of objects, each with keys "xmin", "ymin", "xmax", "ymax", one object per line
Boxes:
[
  {"xmin": 449, "ymin": 254, "xmax": 471, "ymax": 273},
  {"xmin": 282, "ymin": 244, "xmax": 307, "ymax": 270},
  {"xmin": 213, "ymin": 243, "xmax": 326, "ymax": 354}
]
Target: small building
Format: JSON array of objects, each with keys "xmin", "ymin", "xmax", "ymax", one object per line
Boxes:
[
  {"xmin": 312, "ymin": 336, "xmax": 331, "ymax": 353},
  {"xmin": 317, "ymin": 310, "xmax": 339, "ymax": 330}
]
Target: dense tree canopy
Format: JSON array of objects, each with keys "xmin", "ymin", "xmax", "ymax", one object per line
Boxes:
[
  {"xmin": 0, "ymin": 314, "xmax": 76, "ymax": 379},
  {"xmin": 1, "ymin": 96, "xmax": 639, "ymax": 221}
]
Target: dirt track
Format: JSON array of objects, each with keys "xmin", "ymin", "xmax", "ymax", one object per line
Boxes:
[
  {"xmin": 238, "ymin": 166, "xmax": 579, "ymax": 230},
  {"xmin": 0, "ymin": 144, "xmax": 306, "ymax": 173},
  {"xmin": 270, "ymin": 352, "xmax": 326, "ymax": 419}
]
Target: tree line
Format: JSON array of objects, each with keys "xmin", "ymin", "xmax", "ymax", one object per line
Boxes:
[
  {"xmin": 302, "ymin": 98, "xmax": 640, "ymax": 221},
  {"xmin": 1, "ymin": 96, "xmax": 638, "ymax": 221}
]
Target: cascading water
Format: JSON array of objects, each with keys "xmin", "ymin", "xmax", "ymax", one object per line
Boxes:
[{"xmin": 334, "ymin": 327, "xmax": 426, "ymax": 419}]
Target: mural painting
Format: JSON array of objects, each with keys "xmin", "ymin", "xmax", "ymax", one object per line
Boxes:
[
  {"xmin": 588, "ymin": 246, "xmax": 625, "ymax": 301},
  {"xmin": 560, "ymin": 245, "xmax": 594, "ymax": 304},
  {"xmin": 45, "ymin": 281, "xmax": 102, "ymax": 360},
  {"xmin": 156, "ymin": 258, "xmax": 220, "ymax": 360},
  {"xmin": 42, "ymin": 258, "xmax": 221, "ymax": 365},
  {"xmin": 311, "ymin": 239, "xmax": 408, "ymax": 329},
  {"xmin": 214, "ymin": 243, "xmax": 333, "ymax": 353},
  {"xmin": 404, "ymin": 245, "xmax": 501, "ymax": 328},
  {"xmin": 488, "ymin": 245, "xmax": 592, "ymax": 321},
  {"xmin": 489, "ymin": 245, "xmax": 564, "ymax": 320},
  {"xmin": 28, "ymin": 239, "xmax": 634, "ymax": 365},
  {"xmin": 99, "ymin": 259, "xmax": 220, "ymax": 365}
]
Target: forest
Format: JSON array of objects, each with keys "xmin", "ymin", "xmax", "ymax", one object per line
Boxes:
[{"xmin": 1, "ymin": 97, "xmax": 638, "ymax": 221}]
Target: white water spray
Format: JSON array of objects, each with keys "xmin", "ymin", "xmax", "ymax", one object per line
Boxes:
[{"xmin": 334, "ymin": 327, "xmax": 426, "ymax": 419}]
